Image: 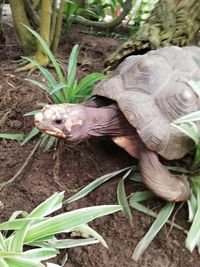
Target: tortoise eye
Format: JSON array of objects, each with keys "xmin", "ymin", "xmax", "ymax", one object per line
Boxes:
[{"xmin": 54, "ymin": 119, "xmax": 63, "ymax": 125}]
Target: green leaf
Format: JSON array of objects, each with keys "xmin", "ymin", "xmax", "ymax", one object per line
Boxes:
[
  {"xmin": 117, "ymin": 169, "xmax": 133, "ymax": 221},
  {"xmin": 29, "ymin": 192, "xmax": 64, "ymax": 218},
  {"xmin": 0, "ymin": 258, "xmax": 9, "ymax": 267},
  {"xmin": 0, "ymin": 218, "xmax": 45, "ymax": 231},
  {"xmin": 9, "ymin": 223, "xmax": 31, "ymax": 252},
  {"xmin": 24, "ymin": 248, "xmax": 58, "ymax": 261},
  {"xmin": 23, "ymin": 110, "xmax": 41, "ymax": 117},
  {"xmin": 49, "ymin": 83, "xmax": 68, "ymax": 95},
  {"xmin": 75, "ymin": 224, "xmax": 108, "ymax": 248},
  {"xmin": 67, "ymin": 44, "xmax": 79, "ymax": 88},
  {"xmin": 187, "ymin": 192, "xmax": 197, "ymax": 222},
  {"xmin": 132, "ymin": 202, "xmax": 175, "ymax": 261},
  {"xmin": 129, "ymin": 191, "xmax": 156, "ymax": 218},
  {"xmin": 39, "ymin": 134, "xmax": 49, "ymax": 147},
  {"xmin": 186, "ymin": 187, "xmax": 200, "ymax": 252},
  {"xmin": 43, "ymin": 136, "xmax": 56, "ymax": 152},
  {"xmin": 75, "ymin": 73, "xmax": 106, "ymax": 95},
  {"xmin": 172, "ymin": 123, "xmax": 199, "ymax": 144},
  {"xmin": 21, "ymin": 127, "xmax": 40, "ymax": 146},
  {"xmin": 47, "ymin": 237, "xmax": 99, "ymax": 249},
  {"xmin": 129, "ymin": 190, "xmax": 154, "ymax": 204},
  {"xmin": 64, "ymin": 167, "xmax": 132, "ymax": 204},
  {"xmin": 173, "ymin": 111, "xmax": 200, "ymax": 124},
  {"xmin": 188, "ymin": 80, "xmax": 200, "ymax": 97},
  {"xmin": 24, "ymin": 26, "xmax": 65, "ymax": 83},
  {"xmin": 22, "ymin": 57, "xmax": 57, "ymax": 87},
  {"xmin": 0, "ymin": 232, "xmax": 7, "ymax": 251},
  {"xmin": 24, "ymin": 205, "xmax": 122, "ymax": 243},
  {"xmin": 25, "ymin": 78, "xmax": 51, "ymax": 94},
  {"xmin": 5, "ymin": 257, "xmax": 44, "ymax": 267},
  {"xmin": 0, "ymin": 134, "xmax": 24, "ymax": 141},
  {"xmin": 46, "ymin": 263, "xmax": 61, "ymax": 267}
]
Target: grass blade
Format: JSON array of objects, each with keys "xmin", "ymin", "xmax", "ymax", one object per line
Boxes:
[
  {"xmin": 187, "ymin": 192, "xmax": 197, "ymax": 222},
  {"xmin": 0, "ymin": 232, "xmax": 7, "ymax": 251},
  {"xmin": 132, "ymin": 202, "xmax": 175, "ymax": 261},
  {"xmin": 75, "ymin": 73, "xmax": 106, "ymax": 95},
  {"xmin": 67, "ymin": 44, "xmax": 79, "ymax": 88},
  {"xmin": 75, "ymin": 224, "xmax": 108, "ymax": 248},
  {"xmin": 188, "ymin": 80, "xmax": 200, "ymax": 97},
  {"xmin": 29, "ymin": 192, "xmax": 64, "ymax": 218},
  {"xmin": 48, "ymin": 237, "xmax": 99, "ymax": 249},
  {"xmin": 21, "ymin": 127, "xmax": 40, "ymax": 146},
  {"xmin": 24, "ymin": 25, "xmax": 65, "ymax": 83},
  {"xmin": 43, "ymin": 136, "xmax": 56, "ymax": 152},
  {"xmin": 9, "ymin": 223, "xmax": 31, "ymax": 252},
  {"xmin": 186, "ymin": 187, "xmax": 200, "ymax": 252},
  {"xmin": 64, "ymin": 167, "xmax": 132, "ymax": 204},
  {"xmin": 0, "ymin": 134, "xmax": 24, "ymax": 141},
  {"xmin": 25, "ymin": 78, "xmax": 51, "ymax": 94},
  {"xmin": 24, "ymin": 248, "xmax": 58, "ymax": 261},
  {"xmin": 173, "ymin": 111, "xmax": 200, "ymax": 124},
  {"xmin": 117, "ymin": 169, "xmax": 133, "ymax": 222},
  {"xmin": 172, "ymin": 123, "xmax": 199, "ymax": 144},
  {"xmin": 22, "ymin": 57, "xmax": 57, "ymax": 87},
  {"xmin": 0, "ymin": 258, "xmax": 9, "ymax": 267},
  {"xmin": 24, "ymin": 110, "xmax": 41, "ymax": 116},
  {"xmin": 0, "ymin": 218, "xmax": 45, "ymax": 231},
  {"xmin": 5, "ymin": 258, "xmax": 44, "ymax": 267},
  {"xmin": 24, "ymin": 205, "xmax": 122, "ymax": 243}
]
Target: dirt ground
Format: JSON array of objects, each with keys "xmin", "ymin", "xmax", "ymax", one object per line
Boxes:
[{"xmin": 0, "ymin": 12, "xmax": 200, "ymax": 267}]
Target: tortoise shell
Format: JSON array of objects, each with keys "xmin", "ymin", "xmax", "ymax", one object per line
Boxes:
[{"xmin": 93, "ymin": 46, "xmax": 200, "ymax": 160}]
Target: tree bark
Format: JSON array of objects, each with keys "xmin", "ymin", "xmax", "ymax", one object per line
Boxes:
[
  {"xmin": 52, "ymin": 0, "xmax": 65, "ymax": 53},
  {"xmin": 9, "ymin": 0, "xmax": 36, "ymax": 55},
  {"xmin": 23, "ymin": 0, "xmax": 40, "ymax": 28},
  {"xmin": 106, "ymin": 0, "xmax": 200, "ymax": 68}
]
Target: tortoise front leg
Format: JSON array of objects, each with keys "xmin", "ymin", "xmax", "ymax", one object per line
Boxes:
[{"xmin": 139, "ymin": 147, "xmax": 191, "ymax": 202}]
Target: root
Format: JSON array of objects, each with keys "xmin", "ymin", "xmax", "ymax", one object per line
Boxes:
[{"xmin": 15, "ymin": 52, "xmax": 49, "ymax": 73}]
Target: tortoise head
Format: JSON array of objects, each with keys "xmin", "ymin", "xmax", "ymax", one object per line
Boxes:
[{"xmin": 34, "ymin": 104, "xmax": 88, "ymax": 141}]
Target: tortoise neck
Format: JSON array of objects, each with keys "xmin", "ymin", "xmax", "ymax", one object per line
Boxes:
[{"xmin": 85, "ymin": 104, "xmax": 134, "ymax": 137}]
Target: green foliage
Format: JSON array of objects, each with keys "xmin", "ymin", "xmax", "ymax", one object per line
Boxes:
[
  {"xmin": 0, "ymin": 191, "xmax": 121, "ymax": 266},
  {"xmin": 172, "ymin": 80, "xmax": 200, "ymax": 168},
  {"xmin": 0, "ymin": 133, "xmax": 24, "ymax": 141},
  {"xmin": 64, "ymin": 0, "xmax": 98, "ymax": 34},
  {"xmin": 87, "ymin": 0, "xmax": 124, "ymax": 19},
  {"xmin": 22, "ymin": 26, "xmax": 105, "ymax": 150}
]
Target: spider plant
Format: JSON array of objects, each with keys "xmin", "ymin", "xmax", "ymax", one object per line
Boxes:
[
  {"xmin": 21, "ymin": 26, "xmax": 106, "ymax": 150},
  {"xmin": 0, "ymin": 191, "xmax": 121, "ymax": 267},
  {"xmin": 0, "ymin": 133, "xmax": 24, "ymax": 141}
]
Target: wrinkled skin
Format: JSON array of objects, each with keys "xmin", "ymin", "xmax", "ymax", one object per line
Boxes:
[{"xmin": 34, "ymin": 102, "xmax": 191, "ymax": 202}]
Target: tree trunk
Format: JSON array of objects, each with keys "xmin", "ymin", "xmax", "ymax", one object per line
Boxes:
[
  {"xmin": 9, "ymin": 0, "xmax": 36, "ymax": 55},
  {"xmin": 106, "ymin": 0, "xmax": 200, "ymax": 68},
  {"xmin": 52, "ymin": 0, "xmax": 65, "ymax": 53}
]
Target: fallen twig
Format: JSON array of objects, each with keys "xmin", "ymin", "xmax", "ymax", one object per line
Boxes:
[{"xmin": 0, "ymin": 139, "xmax": 41, "ymax": 191}]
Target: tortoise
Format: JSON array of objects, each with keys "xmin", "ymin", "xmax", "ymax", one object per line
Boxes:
[{"xmin": 34, "ymin": 46, "xmax": 200, "ymax": 202}]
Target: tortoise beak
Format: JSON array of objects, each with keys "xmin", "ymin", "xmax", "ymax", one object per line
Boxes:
[{"xmin": 34, "ymin": 112, "xmax": 67, "ymax": 138}]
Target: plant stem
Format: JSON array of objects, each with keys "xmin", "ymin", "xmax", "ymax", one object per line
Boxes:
[
  {"xmin": 52, "ymin": 0, "xmax": 65, "ymax": 53},
  {"xmin": 9, "ymin": 0, "xmax": 36, "ymax": 54},
  {"xmin": 75, "ymin": 0, "xmax": 133, "ymax": 30}
]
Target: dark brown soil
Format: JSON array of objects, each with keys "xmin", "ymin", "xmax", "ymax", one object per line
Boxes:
[{"xmin": 0, "ymin": 13, "xmax": 200, "ymax": 267}]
